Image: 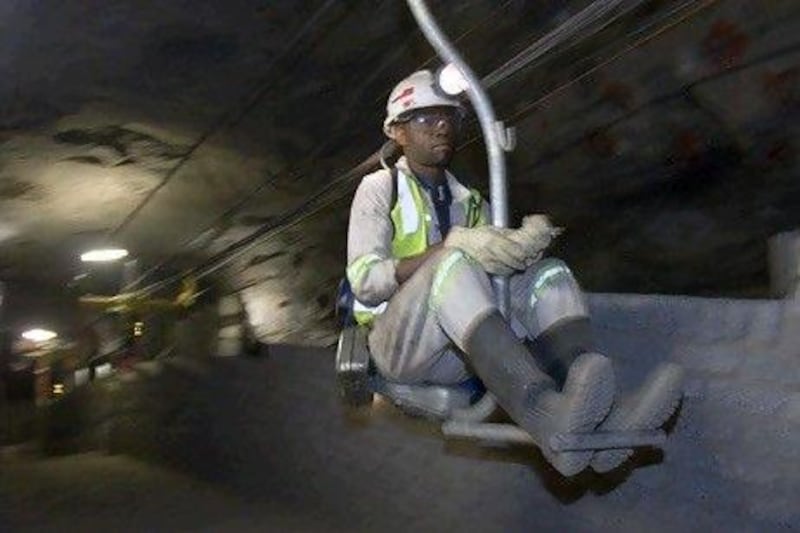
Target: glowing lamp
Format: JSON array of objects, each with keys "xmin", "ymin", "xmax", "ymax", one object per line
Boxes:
[
  {"xmin": 437, "ymin": 63, "xmax": 469, "ymax": 96},
  {"xmin": 21, "ymin": 328, "xmax": 58, "ymax": 343},
  {"xmin": 80, "ymin": 248, "xmax": 129, "ymax": 263}
]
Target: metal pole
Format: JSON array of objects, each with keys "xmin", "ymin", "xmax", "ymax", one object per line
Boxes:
[
  {"xmin": 442, "ymin": 421, "xmax": 537, "ymax": 445},
  {"xmin": 406, "ymin": 0, "xmax": 511, "ymax": 315}
]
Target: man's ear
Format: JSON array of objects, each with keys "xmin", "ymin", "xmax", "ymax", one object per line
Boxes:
[{"xmin": 390, "ymin": 124, "xmax": 408, "ymax": 146}]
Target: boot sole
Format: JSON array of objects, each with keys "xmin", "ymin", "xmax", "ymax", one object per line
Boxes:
[
  {"xmin": 546, "ymin": 352, "xmax": 616, "ymax": 476},
  {"xmin": 591, "ymin": 363, "xmax": 684, "ymax": 473}
]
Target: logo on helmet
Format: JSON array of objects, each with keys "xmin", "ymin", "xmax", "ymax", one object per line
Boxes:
[{"xmin": 391, "ymin": 87, "xmax": 415, "ymax": 104}]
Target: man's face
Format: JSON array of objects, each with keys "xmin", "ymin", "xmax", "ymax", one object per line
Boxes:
[{"xmin": 392, "ymin": 106, "xmax": 463, "ymax": 168}]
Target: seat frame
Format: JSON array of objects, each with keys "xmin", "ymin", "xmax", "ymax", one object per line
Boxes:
[{"xmin": 335, "ymin": 326, "xmax": 666, "ymax": 452}]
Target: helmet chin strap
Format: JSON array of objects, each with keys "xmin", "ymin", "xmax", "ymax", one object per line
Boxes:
[{"xmin": 379, "ymin": 140, "xmax": 397, "ymax": 170}]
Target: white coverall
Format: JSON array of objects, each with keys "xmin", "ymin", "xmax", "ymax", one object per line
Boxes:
[{"xmin": 347, "ymin": 157, "xmax": 588, "ymax": 384}]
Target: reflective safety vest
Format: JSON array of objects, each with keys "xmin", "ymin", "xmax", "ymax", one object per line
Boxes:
[{"xmin": 348, "ymin": 168, "xmax": 486, "ymax": 327}]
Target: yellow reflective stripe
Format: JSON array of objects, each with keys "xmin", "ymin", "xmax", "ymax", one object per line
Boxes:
[
  {"xmin": 353, "ymin": 299, "xmax": 387, "ymax": 314},
  {"xmin": 464, "ymin": 188, "xmax": 485, "ymax": 227},
  {"xmin": 391, "ymin": 172, "xmax": 428, "ymax": 258},
  {"xmin": 396, "ymin": 173, "xmax": 419, "ymax": 235},
  {"xmin": 429, "ymin": 250, "xmax": 473, "ymax": 311},
  {"xmin": 528, "ymin": 264, "xmax": 571, "ymax": 308},
  {"xmin": 346, "ymin": 254, "xmax": 390, "ymax": 328},
  {"xmin": 351, "ymin": 174, "xmax": 486, "ymax": 326},
  {"xmin": 391, "ymin": 172, "xmax": 484, "ymax": 257},
  {"xmin": 346, "ymin": 253, "xmax": 383, "ymax": 288},
  {"xmin": 354, "ymin": 310, "xmax": 375, "ymax": 326},
  {"xmin": 353, "ymin": 298, "xmax": 387, "ymax": 326},
  {"xmin": 533, "ymin": 264, "xmax": 570, "ymax": 292},
  {"xmin": 390, "ymin": 201, "xmax": 406, "ymax": 252}
]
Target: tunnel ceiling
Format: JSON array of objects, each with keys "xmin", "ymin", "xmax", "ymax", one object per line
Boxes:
[{"xmin": 0, "ymin": 0, "xmax": 798, "ymax": 344}]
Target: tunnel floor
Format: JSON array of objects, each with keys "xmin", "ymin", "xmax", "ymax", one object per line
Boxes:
[
  {"xmin": 1, "ymin": 360, "xmax": 676, "ymax": 533},
  {"xmin": 3, "ymin": 294, "xmax": 799, "ymax": 532},
  {"xmin": 1, "ymin": 451, "xmax": 343, "ymax": 532}
]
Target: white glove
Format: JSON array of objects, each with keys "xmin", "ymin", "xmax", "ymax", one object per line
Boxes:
[
  {"xmin": 508, "ymin": 215, "xmax": 562, "ymax": 266},
  {"xmin": 444, "ymin": 225, "xmax": 528, "ymax": 275}
]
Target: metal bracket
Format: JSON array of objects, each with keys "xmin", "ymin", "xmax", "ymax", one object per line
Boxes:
[
  {"xmin": 442, "ymin": 421, "xmax": 536, "ymax": 445},
  {"xmin": 442, "ymin": 421, "xmax": 667, "ymax": 452},
  {"xmin": 549, "ymin": 430, "xmax": 666, "ymax": 452},
  {"xmin": 495, "ymin": 121, "xmax": 516, "ymax": 152}
]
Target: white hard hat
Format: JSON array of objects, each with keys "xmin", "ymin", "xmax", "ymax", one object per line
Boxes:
[{"xmin": 383, "ymin": 70, "xmax": 464, "ymax": 137}]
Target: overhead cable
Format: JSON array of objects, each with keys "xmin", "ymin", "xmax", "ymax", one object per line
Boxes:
[
  {"xmin": 125, "ymin": 2, "xmax": 518, "ymax": 292},
  {"xmin": 135, "ymin": 0, "xmax": 719, "ymax": 295},
  {"xmin": 482, "ymin": 0, "xmax": 648, "ymax": 89},
  {"xmin": 109, "ymin": 0, "xmax": 338, "ymax": 239}
]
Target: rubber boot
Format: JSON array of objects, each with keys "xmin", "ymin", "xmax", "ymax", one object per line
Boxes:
[
  {"xmin": 525, "ymin": 317, "xmax": 594, "ymax": 390},
  {"xmin": 591, "ymin": 363, "xmax": 684, "ymax": 473},
  {"xmin": 464, "ymin": 311, "xmax": 616, "ymax": 476}
]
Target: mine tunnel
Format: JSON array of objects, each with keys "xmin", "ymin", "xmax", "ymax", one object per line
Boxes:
[{"xmin": 1, "ymin": 1, "xmax": 799, "ymax": 531}]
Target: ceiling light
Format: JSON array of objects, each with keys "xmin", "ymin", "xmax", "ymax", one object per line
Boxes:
[
  {"xmin": 80, "ymin": 248, "xmax": 129, "ymax": 263},
  {"xmin": 437, "ymin": 63, "xmax": 469, "ymax": 96},
  {"xmin": 21, "ymin": 328, "xmax": 58, "ymax": 343}
]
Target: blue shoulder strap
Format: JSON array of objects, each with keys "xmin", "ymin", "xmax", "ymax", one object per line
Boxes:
[
  {"xmin": 335, "ymin": 277, "xmax": 356, "ymax": 328},
  {"xmin": 337, "ymin": 165, "xmax": 399, "ymax": 329}
]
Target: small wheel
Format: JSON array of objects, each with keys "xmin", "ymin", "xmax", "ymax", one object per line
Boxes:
[
  {"xmin": 337, "ymin": 369, "xmax": 374, "ymax": 407},
  {"xmin": 335, "ymin": 326, "xmax": 374, "ymax": 407}
]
